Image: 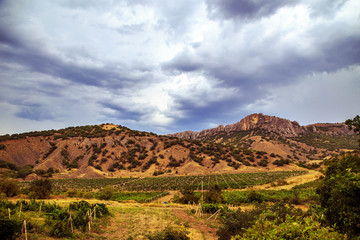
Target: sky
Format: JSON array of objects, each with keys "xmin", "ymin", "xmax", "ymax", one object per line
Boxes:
[{"xmin": 0, "ymin": 0, "xmax": 359, "ymax": 135}]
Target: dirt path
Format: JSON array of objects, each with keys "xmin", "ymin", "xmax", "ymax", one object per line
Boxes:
[
  {"xmin": 246, "ymin": 170, "xmax": 322, "ymax": 191},
  {"xmin": 172, "ymin": 208, "xmax": 218, "ymax": 240},
  {"xmin": 155, "ymin": 191, "xmax": 177, "ymax": 203}
]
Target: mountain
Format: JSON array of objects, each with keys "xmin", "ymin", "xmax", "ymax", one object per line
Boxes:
[
  {"xmin": 0, "ymin": 114, "xmax": 357, "ymax": 180},
  {"xmin": 169, "ymin": 113, "xmax": 353, "ymax": 139}
]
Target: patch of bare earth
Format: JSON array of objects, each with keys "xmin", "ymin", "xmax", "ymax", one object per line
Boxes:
[{"xmin": 172, "ymin": 208, "xmax": 218, "ymax": 240}]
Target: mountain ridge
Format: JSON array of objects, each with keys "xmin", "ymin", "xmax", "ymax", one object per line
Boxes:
[
  {"xmin": 169, "ymin": 113, "xmax": 353, "ymax": 140},
  {"xmin": 0, "ymin": 114, "xmax": 356, "ymax": 180}
]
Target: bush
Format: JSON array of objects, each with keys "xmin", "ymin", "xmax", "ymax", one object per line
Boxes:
[
  {"xmin": 246, "ymin": 191, "xmax": 265, "ymax": 203},
  {"xmin": 0, "ymin": 219, "xmax": 22, "ymax": 240},
  {"xmin": 29, "ymin": 179, "xmax": 52, "ymax": 199},
  {"xmin": 217, "ymin": 207, "xmax": 263, "ymax": 240},
  {"xmin": 317, "ymin": 153, "xmax": 360, "ymax": 237},
  {"xmin": 239, "ymin": 215, "xmax": 346, "ymax": 240},
  {"xmin": 97, "ymin": 185, "xmax": 113, "ymax": 200},
  {"xmin": 201, "ymin": 204, "xmax": 229, "ymax": 215},
  {"xmin": 0, "ymin": 178, "xmax": 20, "ymax": 197},
  {"xmin": 204, "ymin": 185, "xmax": 223, "ymax": 203},
  {"xmin": 217, "ymin": 203, "xmax": 303, "ymax": 240},
  {"xmin": 16, "ymin": 165, "xmax": 33, "ymax": 179},
  {"xmin": 174, "ymin": 187, "xmax": 200, "ymax": 204},
  {"xmin": 147, "ymin": 225, "xmax": 190, "ymax": 240}
]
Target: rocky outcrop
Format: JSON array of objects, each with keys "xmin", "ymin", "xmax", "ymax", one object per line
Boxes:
[
  {"xmin": 306, "ymin": 123, "xmax": 354, "ymax": 136},
  {"xmin": 170, "ymin": 113, "xmax": 352, "ymax": 139}
]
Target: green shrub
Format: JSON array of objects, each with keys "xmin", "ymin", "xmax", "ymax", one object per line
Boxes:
[
  {"xmin": 246, "ymin": 190, "xmax": 265, "ymax": 203},
  {"xmin": 204, "ymin": 184, "xmax": 223, "ymax": 203},
  {"xmin": 28, "ymin": 179, "xmax": 52, "ymax": 199},
  {"xmin": 49, "ymin": 220, "xmax": 72, "ymax": 238},
  {"xmin": 0, "ymin": 178, "xmax": 20, "ymax": 197},
  {"xmin": 217, "ymin": 203, "xmax": 303, "ymax": 240},
  {"xmin": 174, "ymin": 187, "xmax": 200, "ymax": 204},
  {"xmin": 317, "ymin": 153, "xmax": 360, "ymax": 237},
  {"xmin": 97, "ymin": 185, "xmax": 113, "ymax": 200},
  {"xmin": 147, "ymin": 225, "xmax": 190, "ymax": 240},
  {"xmin": 240, "ymin": 215, "xmax": 346, "ymax": 240},
  {"xmin": 216, "ymin": 207, "xmax": 263, "ymax": 240},
  {"xmin": 0, "ymin": 219, "xmax": 22, "ymax": 240}
]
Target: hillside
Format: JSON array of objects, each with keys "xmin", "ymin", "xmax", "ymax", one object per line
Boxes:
[
  {"xmin": 0, "ymin": 114, "xmax": 356, "ymax": 179},
  {"xmin": 170, "ymin": 113, "xmax": 357, "ymax": 166},
  {"xmin": 0, "ymin": 123, "xmax": 300, "ymax": 179}
]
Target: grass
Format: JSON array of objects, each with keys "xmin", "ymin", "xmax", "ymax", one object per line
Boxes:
[{"xmin": 105, "ymin": 205, "xmax": 180, "ymax": 240}]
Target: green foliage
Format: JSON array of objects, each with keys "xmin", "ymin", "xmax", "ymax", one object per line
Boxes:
[
  {"xmin": 29, "ymin": 179, "xmax": 52, "ymax": 199},
  {"xmin": 16, "ymin": 165, "xmax": 33, "ymax": 179},
  {"xmin": 174, "ymin": 187, "xmax": 200, "ymax": 204},
  {"xmin": 204, "ymin": 184, "xmax": 223, "ymax": 203},
  {"xmin": 258, "ymin": 159, "xmax": 268, "ymax": 167},
  {"xmin": 0, "ymin": 178, "xmax": 20, "ymax": 197},
  {"xmin": 111, "ymin": 191, "xmax": 168, "ymax": 203},
  {"xmin": 147, "ymin": 225, "xmax": 190, "ymax": 240},
  {"xmin": 223, "ymin": 189, "xmax": 318, "ymax": 205},
  {"xmin": 240, "ymin": 215, "xmax": 346, "ymax": 240},
  {"xmin": 317, "ymin": 153, "xmax": 360, "ymax": 237},
  {"xmin": 97, "ymin": 185, "xmax": 113, "ymax": 200},
  {"xmin": 43, "ymin": 144, "xmax": 57, "ymax": 159},
  {"xmin": 201, "ymin": 203, "xmax": 229, "ymax": 214},
  {"xmin": 217, "ymin": 203, "xmax": 304, "ymax": 240},
  {"xmin": 0, "ymin": 160, "xmax": 17, "ymax": 170},
  {"xmin": 295, "ymin": 132, "xmax": 358, "ymax": 150},
  {"xmin": 246, "ymin": 190, "xmax": 264, "ymax": 203},
  {"xmin": 216, "ymin": 206, "xmax": 263, "ymax": 240},
  {"xmin": 0, "ymin": 219, "xmax": 22, "ymax": 240},
  {"xmin": 346, "ymin": 115, "xmax": 360, "ymax": 147}
]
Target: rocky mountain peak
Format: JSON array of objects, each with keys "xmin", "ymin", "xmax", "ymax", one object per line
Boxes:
[{"xmin": 170, "ymin": 113, "xmax": 341, "ymax": 139}]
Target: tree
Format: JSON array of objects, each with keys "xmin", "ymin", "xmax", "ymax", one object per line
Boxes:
[
  {"xmin": 317, "ymin": 153, "xmax": 360, "ymax": 237},
  {"xmin": 29, "ymin": 179, "xmax": 52, "ymax": 199},
  {"xmin": 176, "ymin": 187, "xmax": 200, "ymax": 204},
  {"xmin": 204, "ymin": 184, "xmax": 223, "ymax": 203},
  {"xmin": 98, "ymin": 185, "xmax": 113, "ymax": 200},
  {"xmin": 0, "ymin": 177, "xmax": 20, "ymax": 197},
  {"xmin": 345, "ymin": 115, "xmax": 360, "ymax": 147}
]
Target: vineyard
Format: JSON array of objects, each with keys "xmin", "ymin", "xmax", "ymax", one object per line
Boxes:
[
  {"xmin": 111, "ymin": 191, "xmax": 169, "ymax": 203},
  {"xmin": 222, "ymin": 188, "xmax": 317, "ymax": 205},
  {"xmin": 44, "ymin": 171, "xmax": 307, "ymax": 192}
]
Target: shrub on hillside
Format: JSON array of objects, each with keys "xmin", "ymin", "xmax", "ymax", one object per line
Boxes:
[
  {"xmin": 0, "ymin": 178, "xmax": 20, "ymax": 197},
  {"xmin": 29, "ymin": 179, "xmax": 52, "ymax": 199}
]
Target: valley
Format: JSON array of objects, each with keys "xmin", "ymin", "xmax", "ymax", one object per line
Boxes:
[{"xmin": 0, "ymin": 113, "xmax": 358, "ymax": 239}]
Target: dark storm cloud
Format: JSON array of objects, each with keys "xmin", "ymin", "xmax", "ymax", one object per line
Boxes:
[
  {"xmin": 205, "ymin": 0, "xmax": 350, "ymax": 20},
  {"xmin": 0, "ymin": 0, "xmax": 359, "ymax": 135},
  {"xmin": 162, "ymin": 51, "xmax": 203, "ymax": 73},
  {"xmin": 100, "ymin": 102, "xmax": 144, "ymax": 120},
  {"xmin": 206, "ymin": 0, "xmax": 297, "ymax": 20},
  {"xmin": 15, "ymin": 104, "xmax": 54, "ymax": 121}
]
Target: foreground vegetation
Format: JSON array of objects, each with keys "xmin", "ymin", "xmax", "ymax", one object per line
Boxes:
[
  {"xmin": 0, "ymin": 199, "xmax": 110, "ymax": 239},
  {"xmin": 1, "ymin": 153, "xmax": 359, "ymax": 239}
]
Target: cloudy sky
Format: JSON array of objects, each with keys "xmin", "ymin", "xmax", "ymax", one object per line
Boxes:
[{"xmin": 0, "ymin": 0, "xmax": 359, "ymax": 135}]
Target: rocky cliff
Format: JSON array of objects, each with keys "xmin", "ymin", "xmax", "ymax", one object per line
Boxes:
[{"xmin": 170, "ymin": 113, "xmax": 352, "ymax": 139}]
